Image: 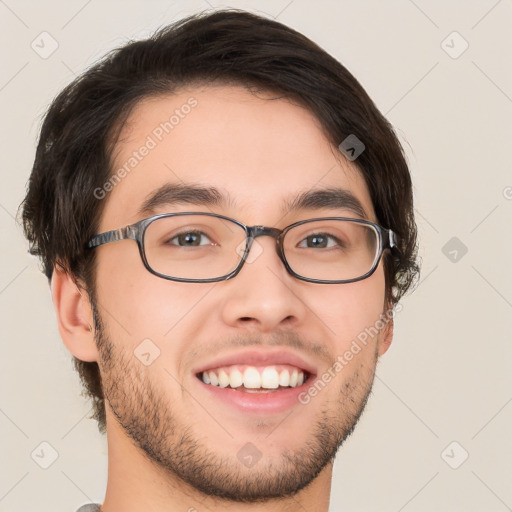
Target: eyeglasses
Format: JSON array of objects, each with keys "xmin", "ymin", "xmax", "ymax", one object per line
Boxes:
[{"xmin": 86, "ymin": 212, "xmax": 397, "ymax": 284}]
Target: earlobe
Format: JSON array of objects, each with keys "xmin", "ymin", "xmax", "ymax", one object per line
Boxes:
[
  {"xmin": 378, "ymin": 315, "xmax": 394, "ymax": 356},
  {"xmin": 51, "ymin": 265, "xmax": 99, "ymax": 362}
]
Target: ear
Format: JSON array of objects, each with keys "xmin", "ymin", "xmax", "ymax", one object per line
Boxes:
[
  {"xmin": 377, "ymin": 314, "xmax": 394, "ymax": 356},
  {"xmin": 51, "ymin": 264, "xmax": 99, "ymax": 362}
]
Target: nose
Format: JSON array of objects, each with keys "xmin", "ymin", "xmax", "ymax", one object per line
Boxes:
[{"xmin": 219, "ymin": 234, "xmax": 307, "ymax": 332}]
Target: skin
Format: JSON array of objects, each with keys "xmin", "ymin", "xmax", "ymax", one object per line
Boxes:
[{"xmin": 51, "ymin": 85, "xmax": 393, "ymax": 512}]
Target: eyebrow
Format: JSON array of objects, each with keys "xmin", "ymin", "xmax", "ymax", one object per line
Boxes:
[
  {"xmin": 283, "ymin": 187, "xmax": 367, "ymax": 219},
  {"xmin": 137, "ymin": 183, "xmax": 229, "ymax": 217},
  {"xmin": 137, "ymin": 183, "xmax": 368, "ymax": 219}
]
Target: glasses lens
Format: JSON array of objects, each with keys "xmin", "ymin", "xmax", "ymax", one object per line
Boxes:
[
  {"xmin": 283, "ymin": 219, "xmax": 379, "ymax": 281},
  {"xmin": 144, "ymin": 214, "xmax": 247, "ymax": 280}
]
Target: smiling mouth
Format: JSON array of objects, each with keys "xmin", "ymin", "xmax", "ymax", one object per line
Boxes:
[{"xmin": 196, "ymin": 364, "xmax": 312, "ymax": 392}]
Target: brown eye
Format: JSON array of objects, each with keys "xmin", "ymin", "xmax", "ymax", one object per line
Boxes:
[
  {"xmin": 167, "ymin": 231, "xmax": 212, "ymax": 246},
  {"xmin": 298, "ymin": 233, "xmax": 342, "ymax": 249}
]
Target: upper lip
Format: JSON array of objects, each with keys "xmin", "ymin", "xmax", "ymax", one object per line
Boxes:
[{"xmin": 193, "ymin": 348, "xmax": 318, "ymax": 376}]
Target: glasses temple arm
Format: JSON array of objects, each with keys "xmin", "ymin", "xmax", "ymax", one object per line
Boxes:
[
  {"xmin": 383, "ymin": 229, "xmax": 398, "ymax": 250},
  {"xmin": 86, "ymin": 225, "xmax": 138, "ymax": 249}
]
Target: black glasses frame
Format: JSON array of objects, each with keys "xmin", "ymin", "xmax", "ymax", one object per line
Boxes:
[{"xmin": 86, "ymin": 212, "xmax": 397, "ymax": 284}]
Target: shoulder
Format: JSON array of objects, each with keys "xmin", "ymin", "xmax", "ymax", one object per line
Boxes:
[{"xmin": 75, "ymin": 504, "xmax": 101, "ymax": 512}]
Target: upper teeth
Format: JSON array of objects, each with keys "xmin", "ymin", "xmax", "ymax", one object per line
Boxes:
[{"xmin": 201, "ymin": 365, "xmax": 305, "ymax": 389}]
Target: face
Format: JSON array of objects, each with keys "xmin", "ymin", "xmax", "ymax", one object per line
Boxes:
[{"xmin": 90, "ymin": 85, "xmax": 392, "ymax": 501}]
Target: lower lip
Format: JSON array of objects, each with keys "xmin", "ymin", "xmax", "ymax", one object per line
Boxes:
[{"xmin": 194, "ymin": 376, "xmax": 315, "ymax": 414}]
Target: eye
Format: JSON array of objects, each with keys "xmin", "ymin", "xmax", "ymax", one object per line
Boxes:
[
  {"xmin": 167, "ymin": 230, "xmax": 214, "ymax": 247},
  {"xmin": 297, "ymin": 233, "xmax": 343, "ymax": 249}
]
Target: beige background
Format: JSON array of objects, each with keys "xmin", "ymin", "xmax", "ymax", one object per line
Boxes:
[{"xmin": 1, "ymin": 0, "xmax": 511, "ymax": 510}]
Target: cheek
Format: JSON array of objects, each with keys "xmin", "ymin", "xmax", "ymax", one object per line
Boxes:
[
  {"xmin": 315, "ymin": 265, "xmax": 386, "ymax": 348},
  {"xmin": 94, "ymin": 247, "xmax": 216, "ymax": 348},
  {"xmin": 94, "ymin": 243, "xmax": 148, "ymax": 335}
]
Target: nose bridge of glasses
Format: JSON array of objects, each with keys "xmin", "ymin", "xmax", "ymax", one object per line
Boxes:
[
  {"xmin": 247, "ymin": 225, "xmax": 283, "ymax": 241},
  {"xmin": 243, "ymin": 225, "xmax": 284, "ymax": 261}
]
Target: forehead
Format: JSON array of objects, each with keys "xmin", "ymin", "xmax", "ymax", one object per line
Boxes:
[{"xmin": 100, "ymin": 84, "xmax": 375, "ymax": 230}]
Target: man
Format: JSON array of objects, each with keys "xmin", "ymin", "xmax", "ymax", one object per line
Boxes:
[{"xmin": 21, "ymin": 9, "xmax": 418, "ymax": 512}]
